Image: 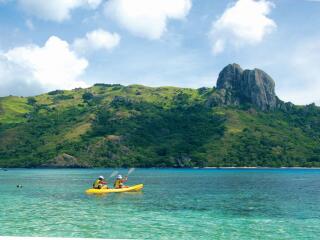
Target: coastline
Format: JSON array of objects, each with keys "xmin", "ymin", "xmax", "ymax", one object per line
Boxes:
[
  {"xmin": 202, "ymin": 167, "xmax": 320, "ymax": 169},
  {"xmin": 2, "ymin": 166, "xmax": 320, "ymax": 170}
]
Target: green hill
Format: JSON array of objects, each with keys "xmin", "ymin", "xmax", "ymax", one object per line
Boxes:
[{"xmin": 1, "ymin": 64, "xmax": 320, "ymax": 168}]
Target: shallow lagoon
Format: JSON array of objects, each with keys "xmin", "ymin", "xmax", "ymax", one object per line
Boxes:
[{"xmin": 0, "ymin": 168, "xmax": 320, "ymax": 239}]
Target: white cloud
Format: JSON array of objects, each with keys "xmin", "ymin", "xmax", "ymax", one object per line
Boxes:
[
  {"xmin": 0, "ymin": 55, "xmax": 40, "ymax": 96},
  {"xmin": 18, "ymin": 0, "xmax": 102, "ymax": 22},
  {"xmin": 0, "ymin": 36, "xmax": 88, "ymax": 96},
  {"xmin": 104, "ymin": 0, "xmax": 192, "ymax": 39},
  {"xmin": 73, "ymin": 29, "xmax": 120, "ymax": 55},
  {"xmin": 210, "ymin": 0, "xmax": 276, "ymax": 54}
]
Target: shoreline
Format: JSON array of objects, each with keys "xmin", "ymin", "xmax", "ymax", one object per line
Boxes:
[
  {"xmin": 2, "ymin": 167, "xmax": 320, "ymax": 170},
  {"xmin": 202, "ymin": 167, "xmax": 320, "ymax": 169}
]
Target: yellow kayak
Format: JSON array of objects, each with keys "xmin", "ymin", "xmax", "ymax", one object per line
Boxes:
[{"xmin": 85, "ymin": 184, "xmax": 144, "ymax": 194}]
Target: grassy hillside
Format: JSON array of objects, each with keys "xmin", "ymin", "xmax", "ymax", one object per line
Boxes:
[{"xmin": 1, "ymin": 84, "xmax": 320, "ymax": 168}]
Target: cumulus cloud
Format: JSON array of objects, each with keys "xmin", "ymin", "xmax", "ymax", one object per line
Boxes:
[
  {"xmin": 210, "ymin": 0, "xmax": 276, "ymax": 54},
  {"xmin": 0, "ymin": 55, "xmax": 41, "ymax": 96},
  {"xmin": 18, "ymin": 0, "xmax": 102, "ymax": 22},
  {"xmin": 104, "ymin": 0, "xmax": 192, "ymax": 39},
  {"xmin": 0, "ymin": 36, "xmax": 88, "ymax": 96},
  {"xmin": 73, "ymin": 29, "xmax": 120, "ymax": 55}
]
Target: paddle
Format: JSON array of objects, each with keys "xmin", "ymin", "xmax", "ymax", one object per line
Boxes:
[
  {"xmin": 125, "ymin": 168, "xmax": 135, "ymax": 180},
  {"xmin": 105, "ymin": 170, "xmax": 118, "ymax": 187},
  {"xmin": 108, "ymin": 170, "xmax": 119, "ymax": 179},
  {"xmin": 127, "ymin": 168, "xmax": 135, "ymax": 176}
]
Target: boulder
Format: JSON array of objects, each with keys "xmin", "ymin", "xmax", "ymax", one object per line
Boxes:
[
  {"xmin": 216, "ymin": 63, "xmax": 243, "ymax": 90},
  {"xmin": 215, "ymin": 63, "xmax": 279, "ymax": 110}
]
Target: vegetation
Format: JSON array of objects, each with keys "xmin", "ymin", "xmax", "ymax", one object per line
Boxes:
[{"xmin": 1, "ymin": 84, "xmax": 320, "ymax": 168}]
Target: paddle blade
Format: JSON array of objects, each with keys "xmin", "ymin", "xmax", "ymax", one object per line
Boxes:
[
  {"xmin": 127, "ymin": 168, "xmax": 135, "ymax": 175},
  {"xmin": 109, "ymin": 170, "xmax": 119, "ymax": 179}
]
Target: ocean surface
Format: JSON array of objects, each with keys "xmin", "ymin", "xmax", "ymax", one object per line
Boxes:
[{"xmin": 0, "ymin": 168, "xmax": 319, "ymax": 239}]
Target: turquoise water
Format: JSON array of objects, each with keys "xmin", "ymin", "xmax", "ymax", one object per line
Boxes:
[{"xmin": 0, "ymin": 169, "xmax": 320, "ymax": 239}]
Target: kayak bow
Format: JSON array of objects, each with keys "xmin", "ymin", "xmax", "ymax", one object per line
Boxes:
[{"xmin": 85, "ymin": 184, "xmax": 144, "ymax": 194}]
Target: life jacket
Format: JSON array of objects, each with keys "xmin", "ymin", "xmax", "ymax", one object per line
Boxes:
[
  {"xmin": 114, "ymin": 179, "xmax": 123, "ymax": 188},
  {"xmin": 93, "ymin": 179, "xmax": 102, "ymax": 189}
]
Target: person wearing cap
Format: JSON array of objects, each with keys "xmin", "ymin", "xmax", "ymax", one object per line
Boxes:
[
  {"xmin": 113, "ymin": 174, "xmax": 128, "ymax": 189},
  {"xmin": 93, "ymin": 176, "xmax": 107, "ymax": 189}
]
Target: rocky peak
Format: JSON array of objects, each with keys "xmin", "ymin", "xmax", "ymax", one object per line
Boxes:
[
  {"xmin": 216, "ymin": 63, "xmax": 243, "ymax": 90},
  {"xmin": 215, "ymin": 63, "xmax": 278, "ymax": 111}
]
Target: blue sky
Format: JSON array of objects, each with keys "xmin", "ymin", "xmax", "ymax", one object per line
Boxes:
[{"xmin": 0, "ymin": 0, "xmax": 320, "ymax": 105}]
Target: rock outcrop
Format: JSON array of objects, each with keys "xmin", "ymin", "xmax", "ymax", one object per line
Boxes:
[{"xmin": 212, "ymin": 63, "xmax": 279, "ymax": 111}]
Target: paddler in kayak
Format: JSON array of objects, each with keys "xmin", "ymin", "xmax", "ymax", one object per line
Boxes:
[
  {"xmin": 114, "ymin": 175, "xmax": 128, "ymax": 189},
  {"xmin": 93, "ymin": 176, "xmax": 108, "ymax": 189}
]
